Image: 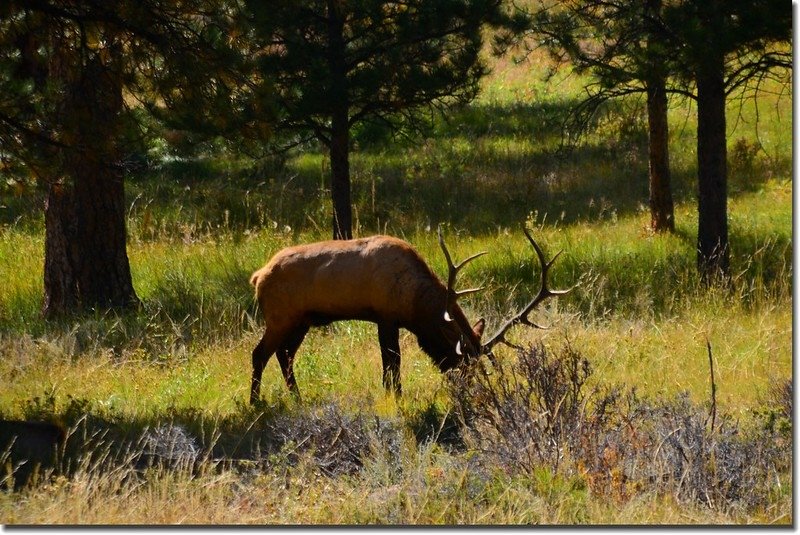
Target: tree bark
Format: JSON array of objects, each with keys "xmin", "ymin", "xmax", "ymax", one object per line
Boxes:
[
  {"xmin": 644, "ymin": 0, "xmax": 674, "ymax": 233},
  {"xmin": 327, "ymin": 0, "xmax": 353, "ymax": 240},
  {"xmin": 646, "ymin": 76, "xmax": 675, "ymax": 233},
  {"xmin": 329, "ymin": 117, "xmax": 352, "ymax": 241},
  {"xmin": 695, "ymin": 49, "xmax": 730, "ymax": 283},
  {"xmin": 42, "ymin": 53, "xmax": 138, "ymax": 317},
  {"xmin": 42, "ymin": 183, "xmax": 79, "ymax": 315}
]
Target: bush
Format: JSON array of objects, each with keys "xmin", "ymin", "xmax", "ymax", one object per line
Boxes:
[
  {"xmin": 255, "ymin": 403, "xmax": 403, "ymax": 477},
  {"xmin": 449, "ymin": 342, "xmax": 792, "ymax": 512},
  {"xmin": 448, "ymin": 341, "xmax": 591, "ymax": 473}
]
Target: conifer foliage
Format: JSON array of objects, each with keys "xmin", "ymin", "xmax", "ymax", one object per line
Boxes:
[
  {"xmin": 0, "ymin": 1, "xmax": 254, "ymax": 316},
  {"xmin": 243, "ymin": 0, "xmax": 525, "ymax": 239}
]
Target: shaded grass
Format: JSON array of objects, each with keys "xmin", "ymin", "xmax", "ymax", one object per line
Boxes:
[{"xmin": 117, "ymin": 96, "xmax": 788, "ymax": 242}]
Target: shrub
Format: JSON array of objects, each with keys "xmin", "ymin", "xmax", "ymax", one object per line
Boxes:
[
  {"xmin": 245, "ymin": 403, "xmax": 403, "ymax": 477},
  {"xmin": 449, "ymin": 342, "xmax": 792, "ymax": 513},
  {"xmin": 448, "ymin": 341, "xmax": 591, "ymax": 473}
]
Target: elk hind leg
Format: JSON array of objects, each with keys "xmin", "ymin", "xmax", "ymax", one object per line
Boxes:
[
  {"xmin": 378, "ymin": 323, "xmax": 402, "ymax": 396},
  {"xmin": 250, "ymin": 329, "xmax": 284, "ymax": 404},
  {"xmin": 276, "ymin": 325, "xmax": 309, "ymax": 399}
]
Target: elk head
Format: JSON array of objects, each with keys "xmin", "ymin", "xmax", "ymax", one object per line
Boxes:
[{"xmin": 437, "ymin": 226, "xmax": 572, "ymax": 369}]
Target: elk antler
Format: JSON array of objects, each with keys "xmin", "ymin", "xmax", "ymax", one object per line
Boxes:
[
  {"xmin": 437, "ymin": 227, "xmax": 487, "ymax": 323},
  {"xmin": 481, "ymin": 227, "xmax": 572, "ymax": 355}
]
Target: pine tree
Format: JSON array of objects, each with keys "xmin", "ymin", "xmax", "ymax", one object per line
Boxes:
[
  {"xmin": 529, "ymin": 0, "xmax": 790, "ymax": 279},
  {"xmin": 662, "ymin": 0, "xmax": 790, "ymax": 282},
  {"xmin": 530, "ymin": 0, "xmax": 677, "ymax": 233},
  {"xmin": 244, "ymin": 0, "xmax": 525, "ymax": 239},
  {"xmin": 0, "ymin": 0, "xmax": 255, "ymax": 316}
]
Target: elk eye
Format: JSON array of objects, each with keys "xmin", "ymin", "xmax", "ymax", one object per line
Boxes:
[
  {"xmin": 444, "ymin": 311, "xmax": 453, "ymax": 322},
  {"xmin": 455, "ymin": 340, "xmax": 462, "ymax": 356}
]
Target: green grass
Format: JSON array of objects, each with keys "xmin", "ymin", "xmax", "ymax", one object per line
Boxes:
[{"xmin": 0, "ymin": 50, "xmax": 792, "ymax": 525}]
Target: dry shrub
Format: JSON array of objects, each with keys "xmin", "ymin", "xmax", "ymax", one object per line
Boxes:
[
  {"xmin": 95, "ymin": 404, "xmax": 403, "ymax": 479},
  {"xmin": 255, "ymin": 403, "xmax": 403, "ymax": 477},
  {"xmin": 769, "ymin": 379, "xmax": 792, "ymax": 421},
  {"xmin": 4, "ymin": 400, "xmax": 404, "ymax": 495},
  {"xmin": 449, "ymin": 342, "xmax": 792, "ymax": 513},
  {"xmin": 448, "ymin": 341, "xmax": 591, "ymax": 473},
  {"xmin": 139, "ymin": 424, "xmax": 201, "ymax": 470},
  {"xmin": 575, "ymin": 391, "xmax": 792, "ymax": 510}
]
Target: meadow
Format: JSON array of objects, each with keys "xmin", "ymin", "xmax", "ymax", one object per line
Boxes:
[{"xmin": 0, "ymin": 51, "xmax": 792, "ymax": 524}]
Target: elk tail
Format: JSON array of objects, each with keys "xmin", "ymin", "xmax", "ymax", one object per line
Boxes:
[{"xmin": 250, "ymin": 269, "xmax": 267, "ymax": 312}]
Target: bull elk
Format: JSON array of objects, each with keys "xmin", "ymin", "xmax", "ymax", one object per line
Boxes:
[{"xmin": 249, "ymin": 227, "xmax": 570, "ymax": 403}]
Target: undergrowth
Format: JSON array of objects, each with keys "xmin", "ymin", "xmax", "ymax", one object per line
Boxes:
[
  {"xmin": 1, "ymin": 342, "xmax": 791, "ymax": 523},
  {"xmin": 448, "ymin": 342, "xmax": 792, "ymax": 515}
]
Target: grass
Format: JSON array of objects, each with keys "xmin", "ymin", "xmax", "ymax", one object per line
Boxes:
[{"xmin": 0, "ymin": 49, "xmax": 792, "ymax": 524}]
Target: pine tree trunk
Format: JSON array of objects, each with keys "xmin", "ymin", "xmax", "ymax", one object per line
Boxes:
[
  {"xmin": 42, "ymin": 54, "xmax": 138, "ymax": 317},
  {"xmin": 327, "ymin": 0, "xmax": 353, "ymax": 240},
  {"xmin": 329, "ymin": 119, "xmax": 353, "ymax": 241},
  {"xmin": 646, "ymin": 77, "xmax": 675, "ymax": 233},
  {"xmin": 695, "ymin": 51, "xmax": 730, "ymax": 283},
  {"xmin": 42, "ymin": 184, "xmax": 79, "ymax": 315},
  {"xmin": 644, "ymin": 0, "xmax": 674, "ymax": 233}
]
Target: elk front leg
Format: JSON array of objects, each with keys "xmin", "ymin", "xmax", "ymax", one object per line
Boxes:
[{"xmin": 378, "ymin": 322, "xmax": 402, "ymax": 396}]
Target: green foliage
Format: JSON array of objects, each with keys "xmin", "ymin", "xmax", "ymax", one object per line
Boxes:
[
  {"xmin": 0, "ymin": 0, "xmax": 255, "ymax": 175},
  {"xmin": 244, "ymin": 0, "xmax": 525, "ymax": 146},
  {"xmin": 662, "ymin": 0, "xmax": 791, "ymax": 83}
]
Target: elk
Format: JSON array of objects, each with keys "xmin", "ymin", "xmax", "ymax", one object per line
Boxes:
[{"xmin": 249, "ymin": 227, "xmax": 569, "ymax": 403}]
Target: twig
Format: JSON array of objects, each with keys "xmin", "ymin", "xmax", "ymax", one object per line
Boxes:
[{"xmin": 706, "ymin": 339, "xmax": 717, "ymax": 431}]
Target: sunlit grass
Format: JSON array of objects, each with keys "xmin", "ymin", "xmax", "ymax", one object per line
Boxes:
[{"xmin": 0, "ymin": 181, "xmax": 790, "ymax": 417}]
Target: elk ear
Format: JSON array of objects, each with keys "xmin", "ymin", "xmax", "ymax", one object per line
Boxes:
[{"xmin": 472, "ymin": 318, "xmax": 486, "ymax": 340}]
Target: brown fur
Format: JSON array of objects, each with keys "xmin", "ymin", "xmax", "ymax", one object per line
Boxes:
[{"xmin": 249, "ymin": 235, "xmax": 484, "ymax": 403}]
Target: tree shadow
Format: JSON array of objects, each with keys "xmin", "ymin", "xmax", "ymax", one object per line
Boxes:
[
  {"xmin": 405, "ymin": 400, "xmax": 465, "ymax": 450},
  {"xmin": 299, "ymin": 99, "xmax": 708, "ymax": 235},
  {"xmin": 6, "ymin": 96, "xmax": 787, "ymax": 242},
  {"xmin": 2, "ymin": 396, "xmax": 407, "ymax": 490}
]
